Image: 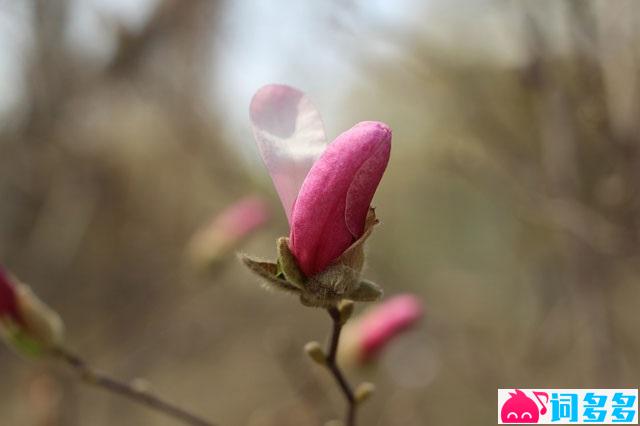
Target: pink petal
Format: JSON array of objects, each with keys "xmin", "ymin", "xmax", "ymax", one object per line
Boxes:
[
  {"xmin": 250, "ymin": 84, "xmax": 327, "ymax": 223},
  {"xmin": 290, "ymin": 121, "xmax": 391, "ymax": 276},
  {"xmin": 345, "ymin": 128, "xmax": 391, "ymax": 238},
  {"xmin": 358, "ymin": 294, "xmax": 424, "ymax": 362}
]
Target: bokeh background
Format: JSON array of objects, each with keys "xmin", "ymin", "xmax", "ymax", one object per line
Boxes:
[{"xmin": 1, "ymin": 0, "xmax": 639, "ymax": 425}]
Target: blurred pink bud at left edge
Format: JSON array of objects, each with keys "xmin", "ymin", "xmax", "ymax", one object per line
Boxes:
[
  {"xmin": 0, "ymin": 265, "xmax": 64, "ymax": 354},
  {"xmin": 0, "ymin": 266, "xmax": 23, "ymax": 325},
  {"xmin": 342, "ymin": 294, "xmax": 424, "ymax": 364},
  {"xmin": 188, "ymin": 195, "xmax": 270, "ymax": 266}
]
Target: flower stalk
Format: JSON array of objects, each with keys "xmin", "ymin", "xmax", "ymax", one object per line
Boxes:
[{"xmin": 325, "ymin": 305, "xmax": 358, "ymax": 426}]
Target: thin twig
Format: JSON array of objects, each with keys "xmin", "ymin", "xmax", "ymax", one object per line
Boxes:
[
  {"xmin": 325, "ymin": 306, "xmax": 357, "ymax": 426},
  {"xmin": 52, "ymin": 347, "xmax": 216, "ymax": 426}
]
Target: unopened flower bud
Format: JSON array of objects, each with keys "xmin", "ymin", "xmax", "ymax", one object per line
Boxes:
[
  {"xmin": 244, "ymin": 85, "xmax": 390, "ymax": 308},
  {"xmin": 355, "ymin": 382, "xmax": 375, "ymax": 403},
  {"xmin": 304, "ymin": 341, "xmax": 327, "ymax": 365},
  {"xmin": 288, "ymin": 121, "xmax": 391, "ymax": 278},
  {"xmin": 0, "ymin": 267, "xmax": 64, "ymax": 356},
  {"xmin": 339, "ymin": 294, "xmax": 423, "ymax": 366}
]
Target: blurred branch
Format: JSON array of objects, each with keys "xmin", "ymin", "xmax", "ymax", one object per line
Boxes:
[
  {"xmin": 53, "ymin": 347, "xmax": 217, "ymax": 426},
  {"xmin": 108, "ymin": 0, "xmax": 211, "ymax": 76},
  {"xmin": 268, "ymin": 329, "xmax": 328, "ymax": 424},
  {"xmin": 24, "ymin": 0, "xmax": 72, "ymax": 138}
]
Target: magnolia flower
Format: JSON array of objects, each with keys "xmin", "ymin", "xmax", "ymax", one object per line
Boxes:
[
  {"xmin": 340, "ymin": 294, "xmax": 423, "ymax": 365},
  {"xmin": 187, "ymin": 195, "xmax": 270, "ymax": 268},
  {"xmin": 241, "ymin": 84, "xmax": 391, "ymax": 307},
  {"xmin": 0, "ymin": 266, "xmax": 64, "ymax": 356}
]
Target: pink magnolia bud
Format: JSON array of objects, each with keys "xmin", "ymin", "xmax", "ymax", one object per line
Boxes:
[
  {"xmin": 188, "ymin": 195, "xmax": 270, "ymax": 267},
  {"xmin": 290, "ymin": 121, "xmax": 391, "ymax": 277},
  {"xmin": 342, "ymin": 294, "xmax": 424, "ymax": 364},
  {"xmin": 247, "ymin": 84, "xmax": 390, "ymax": 305},
  {"xmin": 0, "ymin": 266, "xmax": 64, "ymax": 355}
]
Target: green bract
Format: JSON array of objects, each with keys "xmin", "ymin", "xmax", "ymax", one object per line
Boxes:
[{"xmin": 241, "ymin": 208, "xmax": 383, "ymax": 308}]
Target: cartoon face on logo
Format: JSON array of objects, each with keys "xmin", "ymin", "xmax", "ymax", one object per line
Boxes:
[{"xmin": 501, "ymin": 389, "xmax": 548, "ymax": 423}]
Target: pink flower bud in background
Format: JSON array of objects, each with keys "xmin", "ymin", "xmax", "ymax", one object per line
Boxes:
[
  {"xmin": 289, "ymin": 121, "xmax": 391, "ymax": 277},
  {"xmin": 340, "ymin": 294, "xmax": 424, "ymax": 365},
  {"xmin": 0, "ymin": 265, "xmax": 64, "ymax": 355},
  {"xmin": 0, "ymin": 266, "xmax": 23, "ymax": 325},
  {"xmin": 188, "ymin": 195, "xmax": 270, "ymax": 268}
]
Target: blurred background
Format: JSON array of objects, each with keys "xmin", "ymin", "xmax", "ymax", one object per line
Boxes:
[{"xmin": 1, "ymin": 0, "xmax": 639, "ymax": 425}]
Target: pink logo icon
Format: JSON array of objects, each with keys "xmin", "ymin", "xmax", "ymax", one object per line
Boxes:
[{"xmin": 501, "ymin": 389, "xmax": 548, "ymax": 423}]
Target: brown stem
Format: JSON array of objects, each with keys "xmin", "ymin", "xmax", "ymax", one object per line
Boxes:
[
  {"xmin": 52, "ymin": 347, "xmax": 216, "ymax": 426},
  {"xmin": 326, "ymin": 306, "xmax": 357, "ymax": 426}
]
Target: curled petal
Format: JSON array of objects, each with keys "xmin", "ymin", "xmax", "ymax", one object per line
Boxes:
[
  {"xmin": 250, "ymin": 84, "xmax": 327, "ymax": 222},
  {"xmin": 290, "ymin": 121, "xmax": 391, "ymax": 276},
  {"xmin": 345, "ymin": 139, "xmax": 390, "ymax": 238}
]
